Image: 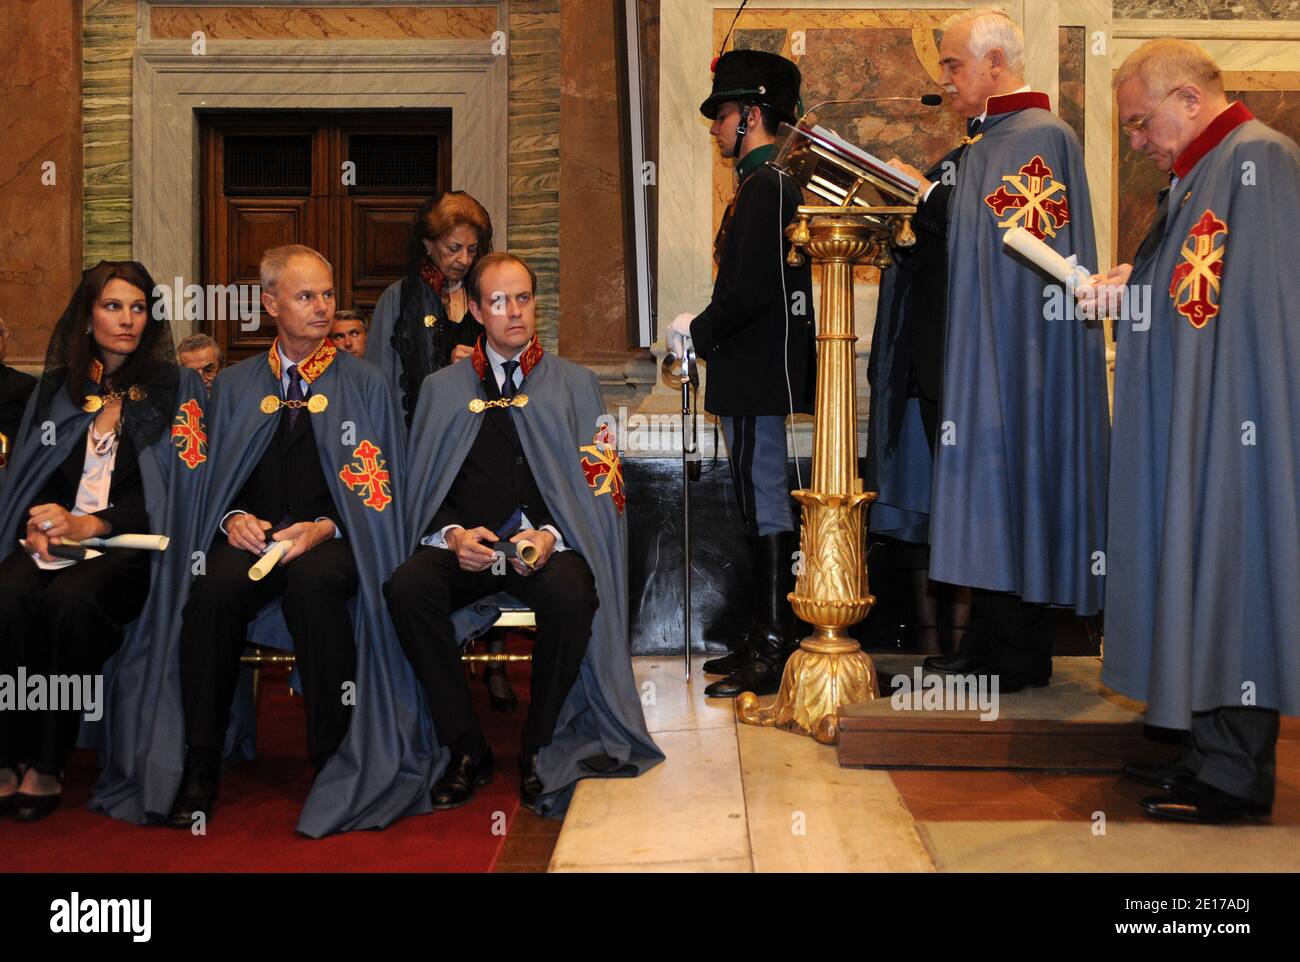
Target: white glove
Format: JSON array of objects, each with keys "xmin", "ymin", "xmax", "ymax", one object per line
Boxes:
[{"xmin": 667, "ymin": 312, "xmax": 695, "ymax": 357}]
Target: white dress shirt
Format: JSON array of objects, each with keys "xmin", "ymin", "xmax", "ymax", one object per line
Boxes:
[
  {"xmin": 221, "ymin": 341, "xmax": 341, "ymax": 541},
  {"xmin": 421, "ymin": 341, "xmax": 568, "ymax": 554}
]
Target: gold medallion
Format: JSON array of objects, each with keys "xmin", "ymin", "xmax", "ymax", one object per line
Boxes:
[
  {"xmin": 307, "ymin": 394, "xmax": 328, "ymax": 414},
  {"xmin": 423, "ymin": 314, "xmax": 436, "ymax": 328},
  {"xmin": 83, "ymin": 395, "xmax": 104, "ymax": 414},
  {"xmin": 468, "ymin": 398, "xmax": 486, "ymax": 413},
  {"xmin": 514, "ymin": 394, "xmax": 529, "ymax": 408},
  {"xmin": 128, "ymin": 385, "xmax": 147, "ymax": 402},
  {"xmin": 260, "ymin": 395, "xmax": 281, "ymax": 415}
]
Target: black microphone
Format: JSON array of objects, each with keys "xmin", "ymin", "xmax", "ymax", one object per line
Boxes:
[{"xmin": 799, "ymin": 94, "xmax": 944, "ymax": 119}]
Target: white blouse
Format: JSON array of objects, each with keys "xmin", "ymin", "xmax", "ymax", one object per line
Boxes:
[{"xmin": 33, "ymin": 423, "xmax": 118, "ymax": 571}]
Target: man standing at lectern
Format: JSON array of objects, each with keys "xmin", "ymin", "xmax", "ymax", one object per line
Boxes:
[
  {"xmin": 867, "ymin": 7, "xmax": 1110, "ymax": 692},
  {"xmin": 667, "ymin": 49, "xmax": 816, "ymax": 699}
]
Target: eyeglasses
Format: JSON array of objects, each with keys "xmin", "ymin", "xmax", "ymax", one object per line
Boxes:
[{"xmin": 1121, "ymin": 87, "xmax": 1180, "ymax": 136}]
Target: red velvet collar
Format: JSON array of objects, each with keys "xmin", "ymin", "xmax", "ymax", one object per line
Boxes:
[
  {"xmin": 1171, "ymin": 101, "xmax": 1254, "ymax": 180},
  {"xmin": 88, "ymin": 359, "xmax": 104, "ymax": 385},
  {"xmin": 471, "ymin": 334, "xmax": 544, "ymax": 382},
  {"xmin": 984, "ymin": 90, "xmax": 1052, "ymax": 117}
]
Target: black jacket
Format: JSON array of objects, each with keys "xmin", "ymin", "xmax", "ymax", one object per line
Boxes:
[
  {"xmin": 690, "ymin": 162, "xmax": 816, "ymax": 417},
  {"xmin": 0, "ymin": 362, "xmax": 37, "ymax": 450},
  {"xmin": 428, "ymin": 368, "xmax": 556, "ymax": 538},
  {"xmin": 15, "ymin": 429, "xmax": 148, "ymax": 542},
  {"xmin": 229, "ymin": 408, "xmax": 343, "ymax": 534}
]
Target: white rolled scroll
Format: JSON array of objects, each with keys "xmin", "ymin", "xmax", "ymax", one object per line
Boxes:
[
  {"xmin": 1002, "ymin": 226, "xmax": 1093, "ymax": 289},
  {"xmin": 68, "ymin": 533, "xmax": 171, "ymax": 551},
  {"xmin": 516, "ymin": 539, "xmax": 540, "ymax": 568},
  {"xmin": 249, "ymin": 539, "xmax": 295, "ymax": 581}
]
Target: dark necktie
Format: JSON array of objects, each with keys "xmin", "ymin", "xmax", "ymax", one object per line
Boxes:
[
  {"xmin": 286, "ymin": 364, "xmax": 306, "ymax": 427},
  {"xmin": 500, "ymin": 360, "xmax": 519, "ymax": 399},
  {"xmin": 966, "ymin": 116, "xmax": 983, "ymax": 138},
  {"xmin": 1134, "ymin": 187, "xmax": 1173, "ymax": 268}
]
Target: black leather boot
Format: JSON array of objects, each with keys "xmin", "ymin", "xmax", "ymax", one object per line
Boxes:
[
  {"xmin": 706, "ymin": 530, "xmax": 800, "ymax": 698},
  {"xmin": 702, "ymin": 525, "xmax": 760, "ymax": 675}
]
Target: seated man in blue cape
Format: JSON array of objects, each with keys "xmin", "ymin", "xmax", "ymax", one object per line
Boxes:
[
  {"xmin": 156, "ymin": 244, "xmax": 433, "ymax": 835},
  {"xmin": 385, "ymin": 251, "xmax": 662, "ymax": 815}
]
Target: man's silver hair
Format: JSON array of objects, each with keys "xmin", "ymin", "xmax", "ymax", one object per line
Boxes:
[
  {"xmin": 259, "ymin": 243, "xmax": 332, "ymax": 293},
  {"xmin": 943, "ymin": 7, "xmax": 1025, "ymax": 76},
  {"xmin": 177, "ymin": 332, "xmax": 222, "ymax": 360}
]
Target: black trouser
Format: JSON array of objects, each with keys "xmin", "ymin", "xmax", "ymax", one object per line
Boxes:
[
  {"xmin": 179, "ymin": 537, "xmax": 358, "ymax": 765},
  {"xmin": 384, "ymin": 546, "xmax": 597, "ymax": 758},
  {"xmin": 1181, "ymin": 707, "xmax": 1280, "ymax": 805},
  {"xmin": 966, "ymin": 588, "xmax": 1055, "ymax": 681},
  {"xmin": 0, "ymin": 548, "xmax": 149, "ymax": 774}
]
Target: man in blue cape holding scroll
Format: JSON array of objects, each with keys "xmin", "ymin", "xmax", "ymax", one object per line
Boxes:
[
  {"xmin": 385, "ymin": 252, "xmax": 662, "ymax": 817},
  {"xmin": 1081, "ymin": 40, "xmax": 1299, "ymax": 823},
  {"xmin": 93, "ymin": 244, "xmax": 436, "ymax": 838}
]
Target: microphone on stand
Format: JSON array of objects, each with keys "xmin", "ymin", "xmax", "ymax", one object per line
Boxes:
[{"xmin": 798, "ymin": 93, "xmax": 944, "ymax": 123}]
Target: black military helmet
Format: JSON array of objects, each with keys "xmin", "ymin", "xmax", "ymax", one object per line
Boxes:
[{"xmin": 699, "ymin": 49, "xmax": 802, "ymax": 124}]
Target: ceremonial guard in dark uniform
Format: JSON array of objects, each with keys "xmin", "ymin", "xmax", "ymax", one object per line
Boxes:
[{"xmin": 669, "ymin": 49, "xmax": 816, "ymax": 697}]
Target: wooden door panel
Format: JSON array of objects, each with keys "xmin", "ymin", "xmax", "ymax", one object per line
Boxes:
[
  {"xmin": 225, "ymin": 199, "xmax": 311, "ymax": 351},
  {"xmin": 344, "ymin": 198, "xmax": 420, "ymax": 313}
]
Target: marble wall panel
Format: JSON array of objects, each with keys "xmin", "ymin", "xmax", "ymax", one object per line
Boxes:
[
  {"xmin": 1114, "ymin": 0, "xmax": 1300, "ymax": 19},
  {"xmin": 148, "ymin": 4, "xmax": 497, "ymax": 39},
  {"xmin": 0, "ymin": 0, "xmax": 82, "ymax": 367},
  {"xmin": 1060, "ymin": 25, "xmax": 1087, "ymax": 147},
  {"xmin": 83, "ymin": 0, "xmax": 136, "ymax": 270},
  {"xmin": 509, "ymin": 0, "xmax": 562, "ymax": 353}
]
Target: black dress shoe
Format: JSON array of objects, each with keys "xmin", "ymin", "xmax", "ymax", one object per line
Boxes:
[
  {"xmin": 702, "ymin": 646, "xmax": 749, "ymax": 676},
  {"xmin": 1123, "ymin": 758, "xmax": 1197, "ymax": 792},
  {"xmin": 519, "ymin": 750, "xmax": 544, "ymax": 808},
  {"xmin": 13, "ymin": 791, "xmax": 61, "ymax": 822},
  {"xmin": 995, "ymin": 673, "xmax": 1051, "ymax": 694},
  {"xmin": 0, "ymin": 793, "xmax": 14, "ymax": 818},
  {"xmin": 166, "ymin": 751, "xmax": 221, "ymax": 829},
  {"xmin": 432, "ymin": 748, "xmax": 494, "ymax": 810},
  {"xmin": 1140, "ymin": 779, "xmax": 1271, "ymax": 823},
  {"xmin": 489, "ymin": 688, "xmax": 519, "ymax": 714},
  {"xmin": 922, "ymin": 651, "xmax": 989, "ymax": 673},
  {"xmin": 705, "ymin": 648, "xmax": 786, "ymax": 698}
]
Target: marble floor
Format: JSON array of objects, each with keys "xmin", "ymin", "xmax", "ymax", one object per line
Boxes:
[{"xmin": 548, "ymin": 657, "xmax": 1300, "ymax": 873}]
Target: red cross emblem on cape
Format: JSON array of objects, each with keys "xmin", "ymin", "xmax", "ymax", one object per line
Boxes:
[
  {"xmin": 338, "ymin": 439, "xmax": 392, "ymax": 512},
  {"xmin": 579, "ymin": 424, "xmax": 625, "ymax": 514},
  {"xmin": 171, "ymin": 398, "xmax": 207, "ymax": 469},
  {"xmin": 1170, "ymin": 209, "xmax": 1228, "ymax": 328},
  {"xmin": 984, "ymin": 154, "xmax": 1071, "ymax": 240}
]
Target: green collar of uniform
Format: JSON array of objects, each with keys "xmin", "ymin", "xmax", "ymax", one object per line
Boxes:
[{"xmin": 735, "ymin": 143, "xmax": 777, "ymax": 182}]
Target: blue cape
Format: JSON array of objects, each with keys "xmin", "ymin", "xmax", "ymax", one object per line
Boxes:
[
  {"xmin": 91, "ymin": 344, "xmax": 436, "ymax": 837},
  {"xmin": 870, "ymin": 102, "xmax": 1110, "ymax": 613},
  {"xmin": 406, "ymin": 345, "xmax": 663, "ymax": 815},
  {"xmin": 1102, "ymin": 113, "xmax": 1300, "ymax": 726}
]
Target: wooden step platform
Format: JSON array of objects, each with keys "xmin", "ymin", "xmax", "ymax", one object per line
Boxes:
[{"xmin": 838, "ymin": 656, "xmax": 1171, "ymax": 772}]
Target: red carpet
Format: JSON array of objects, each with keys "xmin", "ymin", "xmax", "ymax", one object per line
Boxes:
[{"xmin": 2, "ymin": 636, "xmax": 537, "ymax": 872}]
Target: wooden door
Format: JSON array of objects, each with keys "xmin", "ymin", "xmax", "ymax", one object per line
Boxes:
[{"xmin": 199, "ymin": 110, "xmax": 451, "ymax": 362}]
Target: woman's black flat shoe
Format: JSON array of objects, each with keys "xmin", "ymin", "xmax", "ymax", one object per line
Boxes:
[{"xmin": 13, "ymin": 791, "xmax": 61, "ymax": 822}]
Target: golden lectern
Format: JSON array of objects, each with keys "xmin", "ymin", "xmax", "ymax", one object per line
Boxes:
[{"xmin": 737, "ymin": 120, "xmax": 920, "ymax": 744}]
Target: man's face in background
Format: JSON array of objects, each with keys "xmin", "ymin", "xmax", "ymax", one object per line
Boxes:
[
  {"xmin": 179, "ymin": 344, "xmax": 221, "ymax": 390},
  {"xmin": 329, "ymin": 316, "xmax": 368, "ymax": 358}
]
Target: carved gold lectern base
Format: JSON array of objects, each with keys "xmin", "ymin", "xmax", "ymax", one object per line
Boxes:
[
  {"xmin": 737, "ymin": 208, "xmax": 913, "ymax": 743},
  {"xmin": 737, "ymin": 632, "xmax": 879, "ymax": 744}
]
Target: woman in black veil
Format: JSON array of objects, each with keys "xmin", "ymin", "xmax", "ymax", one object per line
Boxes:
[{"xmin": 0, "ymin": 261, "xmax": 181, "ymax": 821}]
